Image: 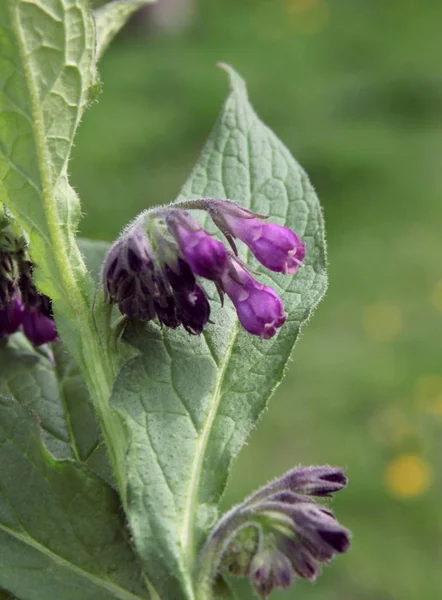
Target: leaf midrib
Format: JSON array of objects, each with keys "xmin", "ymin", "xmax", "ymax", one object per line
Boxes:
[
  {"xmin": 0, "ymin": 522, "xmax": 145, "ymax": 600},
  {"xmin": 9, "ymin": 0, "xmax": 88, "ymax": 312},
  {"xmin": 179, "ymin": 323, "xmax": 240, "ymax": 571}
]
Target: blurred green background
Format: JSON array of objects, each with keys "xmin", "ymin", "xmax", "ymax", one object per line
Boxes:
[{"xmin": 73, "ymin": 1, "xmax": 442, "ymax": 598}]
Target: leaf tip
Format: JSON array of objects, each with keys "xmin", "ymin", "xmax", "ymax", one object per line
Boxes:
[{"xmin": 217, "ymin": 62, "xmax": 247, "ymax": 95}]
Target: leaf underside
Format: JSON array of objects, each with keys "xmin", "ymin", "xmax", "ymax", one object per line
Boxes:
[{"xmin": 111, "ymin": 65, "xmax": 328, "ymax": 598}]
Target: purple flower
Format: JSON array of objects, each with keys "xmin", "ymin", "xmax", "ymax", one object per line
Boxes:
[
  {"xmin": 246, "ymin": 466, "xmax": 348, "ymax": 504},
  {"xmin": 221, "ymin": 260, "xmax": 287, "ymax": 339},
  {"xmin": 199, "ymin": 463, "xmax": 350, "ymax": 599},
  {"xmin": 103, "ymin": 223, "xmax": 212, "ymax": 333},
  {"xmin": 102, "ymin": 198, "xmax": 307, "ymax": 338},
  {"xmin": 0, "ymin": 296, "xmax": 23, "ymax": 340},
  {"xmin": 22, "ymin": 306, "xmax": 58, "ymax": 346},
  {"xmin": 166, "ymin": 211, "xmax": 229, "ymax": 281},
  {"xmin": 209, "ymin": 201, "xmax": 306, "ymax": 274}
]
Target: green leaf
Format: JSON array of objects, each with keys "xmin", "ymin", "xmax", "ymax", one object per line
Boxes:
[
  {"xmin": 0, "ymin": 0, "xmax": 95, "ymax": 299},
  {"xmin": 0, "ymin": 395, "xmax": 150, "ymax": 600},
  {"xmin": 0, "ymin": 334, "xmax": 73, "ymax": 458},
  {"xmin": 111, "ymin": 65, "xmax": 327, "ymax": 598},
  {"xmin": 0, "ymin": 331, "xmax": 115, "ymax": 483},
  {"xmin": 94, "ymin": 0, "xmax": 155, "ymax": 62},
  {"xmin": 0, "ymin": 236, "xmax": 117, "ymax": 482}
]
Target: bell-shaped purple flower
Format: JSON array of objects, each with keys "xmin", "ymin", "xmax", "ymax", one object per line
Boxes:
[
  {"xmin": 221, "ymin": 261, "xmax": 286, "ymax": 339},
  {"xmin": 209, "ymin": 201, "xmax": 306, "ymax": 274},
  {"xmin": 22, "ymin": 306, "xmax": 58, "ymax": 346},
  {"xmin": 162, "ymin": 258, "xmax": 210, "ymax": 334},
  {"xmin": 175, "ymin": 284, "xmax": 210, "ymax": 335},
  {"xmin": 166, "ymin": 211, "xmax": 229, "ymax": 281},
  {"xmin": 103, "ymin": 225, "xmax": 160, "ymax": 321},
  {"xmin": 0, "ymin": 296, "xmax": 23, "ymax": 340}
]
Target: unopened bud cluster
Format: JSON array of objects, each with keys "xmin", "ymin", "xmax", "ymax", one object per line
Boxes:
[
  {"xmin": 200, "ymin": 466, "xmax": 350, "ymax": 599},
  {"xmin": 0, "ymin": 217, "xmax": 57, "ymax": 346},
  {"xmin": 102, "ymin": 199, "xmax": 306, "ymax": 339}
]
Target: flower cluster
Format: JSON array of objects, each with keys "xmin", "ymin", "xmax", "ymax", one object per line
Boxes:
[
  {"xmin": 103, "ymin": 199, "xmax": 306, "ymax": 339},
  {"xmin": 0, "ymin": 220, "xmax": 58, "ymax": 346},
  {"xmin": 200, "ymin": 466, "xmax": 350, "ymax": 599}
]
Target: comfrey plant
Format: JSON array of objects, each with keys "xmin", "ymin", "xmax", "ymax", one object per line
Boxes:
[{"xmin": 0, "ymin": 2, "xmax": 349, "ymax": 599}]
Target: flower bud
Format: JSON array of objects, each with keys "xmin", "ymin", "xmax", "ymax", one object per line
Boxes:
[
  {"xmin": 208, "ymin": 201, "xmax": 306, "ymax": 274},
  {"xmin": 0, "ymin": 296, "xmax": 23, "ymax": 341},
  {"xmin": 103, "ymin": 226, "xmax": 160, "ymax": 321},
  {"xmin": 166, "ymin": 211, "xmax": 229, "ymax": 281},
  {"xmin": 221, "ymin": 261, "xmax": 286, "ymax": 339},
  {"xmin": 175, "ymin": 285, "xmax": 210, "ymax": 335},
  {"xmin": 250, "ymin": 548, "xmax": 294, "ymax": 598},
  {"xmin": 22, "ymin": 306, "xmax": 58, "ymax": 346},
  {"xmin": 246, "ymin": 466, "xmax": 348, "ymax": 505}
]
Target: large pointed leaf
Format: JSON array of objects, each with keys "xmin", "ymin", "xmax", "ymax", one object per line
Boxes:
[
  {"xmin": 0, "ymin": 396, "xmax": 150, "ymax": 600},
  {"xmin": 94, "ymin": 0, "xmax": 155, "ymax": 62},
  {"xmin": 0, "ymin": 0, "xmax": 95, "ymax": 292},
  {"xmin": 111, "ymin": 66, "xmax": 327, "ymax": 598}
]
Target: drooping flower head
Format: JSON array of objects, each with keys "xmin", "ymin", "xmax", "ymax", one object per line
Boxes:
[
  {"xmin": 198, "ymin": 465, "xmax": 350, "ymax": 599},
  {"xmin": 103, "ymin": 198, "xmax": 306, "ymax": 339}
]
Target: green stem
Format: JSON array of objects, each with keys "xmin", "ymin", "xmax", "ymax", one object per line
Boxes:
[{"xmin": 194, "ymin": 507, "xmax": 256, "ymax": 600}]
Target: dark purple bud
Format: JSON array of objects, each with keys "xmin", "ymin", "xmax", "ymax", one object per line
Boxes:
[
  {"xmin": 164, "ymin": 258, "xmax": 197, "ymax": 292},
  {"xmin": 247, "ymin": 466, "xmax": 348, "ymax": 504},
  {"xmin": 120, "ymin": 295, "xmax": 157, "ymax": 323},
  {"xmin": 103, "ymin": 226, "xmax": 163, "ymax": 321},
  {"xmin": 176, "ymin": 284, "xmax": 211, "ymax": 335},
  {"xmin": 221, "ymin": 261, "xmax": 286, "ymax": 339},
  {"xmin": 277, "ymin": 502, "xmax": 351, "ymax": 562},
  {"xmin": 0, "ymin": 296, "xmax": 23, "ymax": 340},
  {"xmin": 166, "ymin": 211, "xmax": 229, "ymax": 281},
  {"xmin": 22, "ymin": 307, "xmax": 58, "ymax": 346},
  {"xmin": 208, "ymin": 201, "xmax": 306, "ymax": 274}
]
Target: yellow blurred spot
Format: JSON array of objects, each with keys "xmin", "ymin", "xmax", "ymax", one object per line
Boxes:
[
  {"xmin": 362, "ymin": 303, "xmax": 402, "ymax": 342},
  {"xmin": 415, "ymin": 374, "xmax": 442, "ymax": 416},
  {"xmin": 385, "ymin": 455, "xmax": 432, "ymax": 498},
  {"xmin": 431, "ymin": 280, "xmax": 442, "ymax": 314},
  {"xmin": 287, "ymin": 0, "xmax": 329, "ymax": 35}
]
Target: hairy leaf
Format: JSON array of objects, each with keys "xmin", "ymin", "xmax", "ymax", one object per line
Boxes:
[
  {"xmin": 0, "ymin": 331, "xmax": 114, "ymax": 482},
  {"xmin": 0, "ymin": 0, "xmax": 103, "ymax": 375},
  {"xmin": 111, "ymin": 66, "xmax": 327, "ymax": 598},
  {"xmin": 0, "ymin": 396, "xmax": 150, "ymax": 600},
  {"xmin": 0, "ymin": 334, "xmax": 73, "ymax": 458},
  {"xmin": 0, "ymin": 0, "xmax": 94, "ymax": 291},
  {"xmin": 94, "ymin": 0, "xmax": 155, "ymax": 62}
]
